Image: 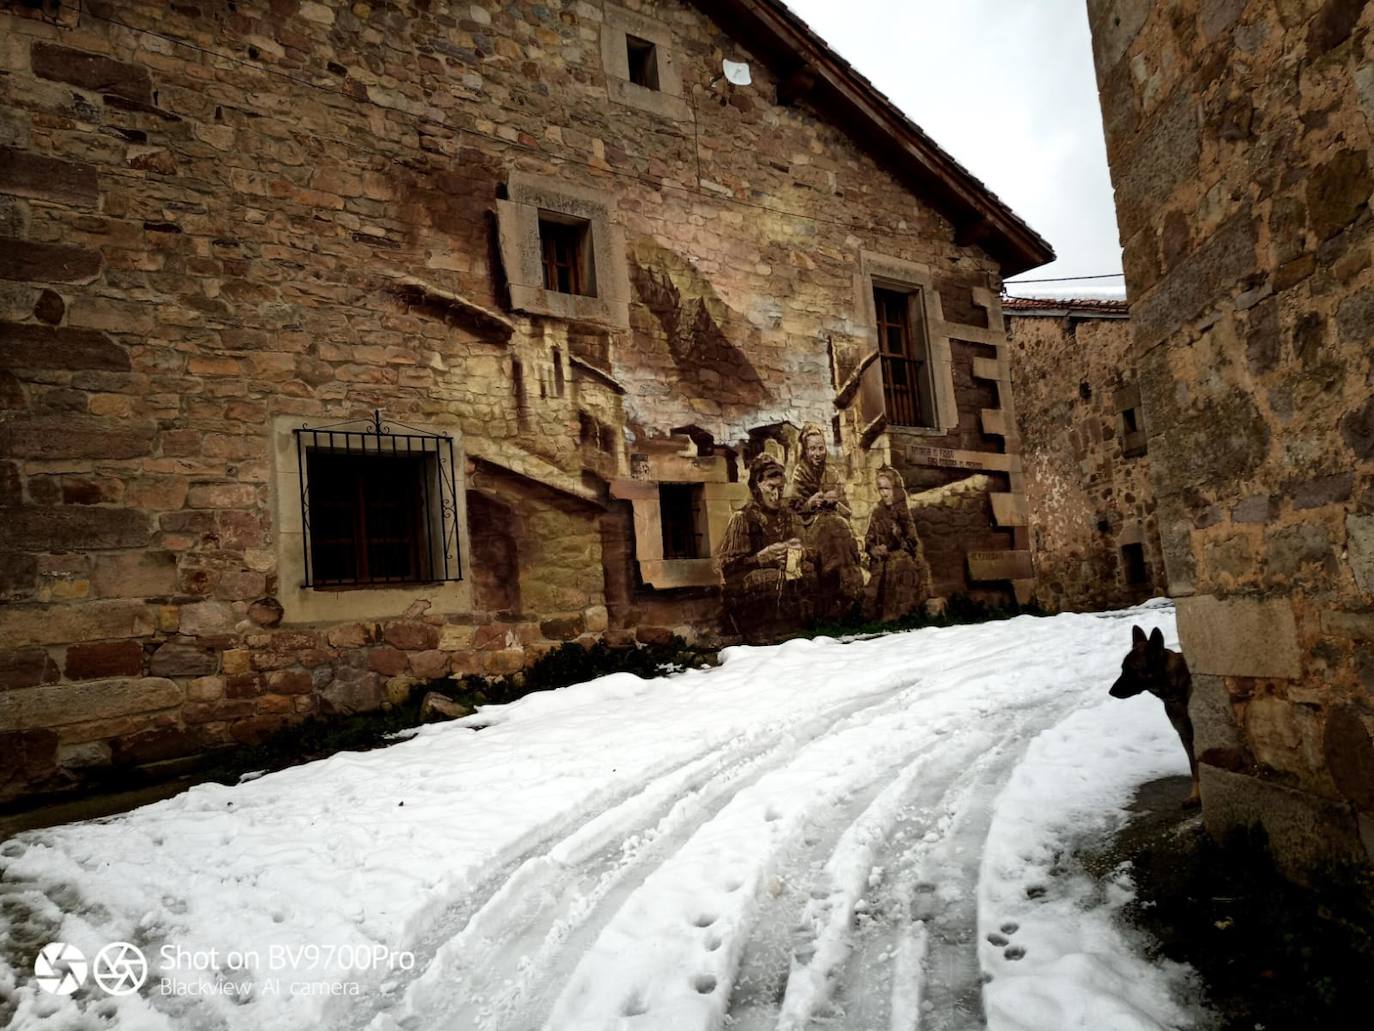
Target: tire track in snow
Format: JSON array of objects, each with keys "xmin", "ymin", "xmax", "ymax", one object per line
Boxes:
[
  {"xmin": 718, "ymin": 689, "xmax": 1077, "ymax": 1031},
  {"xmin": 539, "ymin": 671, "xmax": 1028, "ymax": 1031},
  {"xmin": 354, "ymin": 666, "xmax": 966, "ymax": 1031}
]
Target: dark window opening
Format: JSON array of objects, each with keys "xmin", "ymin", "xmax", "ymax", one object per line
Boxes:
[
  {"xmin": 1079, "ymin": 381, "xmax": 1092, "ymax": 401},
  {"xmin": 295, "ymin": 415, "xmax": 461, "ymax": 588},
  {"xmin": 539, "ymin": 216, "xmax": 594, "ymax": 296},
  {"xmin": 306, "ymin": 452, "xmax": 429, "ymax": 585},
  {"xmin": 1121, "ymin": 542, "xmax": 1148, "ymax": 585},
  {"xmin": 660, "ymin": 482, "xmax": 706, "ymax": 560},
  {"xmin": 626, "ymin": 34, "xmax": 660, "ymax": 90},
  {"xmin": 874, "ymin": 286, "xmax": 933, "ymax": 428},
  {"xmin": 1122, "ymin": 406, "xmax": 1139, "ymax": 433},
  {"xmin": 552, "ymin": 347, "xmax": 566, "ymax": 397}
]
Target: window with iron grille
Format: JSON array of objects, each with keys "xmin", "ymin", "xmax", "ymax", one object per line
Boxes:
[
  {"xmin": 294, "ymin": 412, "xmax": 461, "ymax": 588},
  {"xmin": 659, "ymin": 482, "xmax": 707, "ymax": 560},
  {"xmin": 539, "ymin": 215, "xmax": 594, "ymax": 296},
  {"xmin": 873, "ymin": 286, "xmax": 935, "ymax": 428}
]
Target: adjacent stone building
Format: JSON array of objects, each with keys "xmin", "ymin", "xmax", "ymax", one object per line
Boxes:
[
  {"xmin": 0, "ymin": 0, "xmax": 1052, "ymax": 799},
  {"xmin": 1088, "ymin": 0, "xmax": 1374, "ymax": 876},
  {"xmin": 1005, "ymin": 296, "xmax": 1166, "ymax": 612}
]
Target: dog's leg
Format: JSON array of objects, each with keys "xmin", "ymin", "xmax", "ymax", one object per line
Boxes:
[{"xmin": 1166, "ymin": 702, "xmax": 1200, "ymax": 807}]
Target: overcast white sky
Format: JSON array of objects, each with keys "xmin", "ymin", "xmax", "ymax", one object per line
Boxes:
[{"xmin": 784, "ymin": 0, "xmax": 1125, "ymax": 298}]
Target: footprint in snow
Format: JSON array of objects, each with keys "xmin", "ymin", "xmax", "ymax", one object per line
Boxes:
[
  {"xmin": 986, "ymin": 933, "xmax": 1009, "ymax": 947},
  {"xmin": 692, "ymin": 974, "xmax": 718, "ymax": 994},
  {"xmin": 622, "ymin": 993, "xmax": 649, "ymax": 1017},
  {"xmin": 1004, "ymin": 945, "xmax": 1026, "ymax": 961},
  {"xmin": 693, "ymin": 912, "xmax": 718, "ymax": 928},
  {"xmin": 1000, "ymin": 921, "xmax": 1019, "ymax": 935}
]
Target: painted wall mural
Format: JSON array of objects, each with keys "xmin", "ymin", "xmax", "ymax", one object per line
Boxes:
[{"xmin": 714, "ymin": 428, "xmax": 932, "ymax": 642}]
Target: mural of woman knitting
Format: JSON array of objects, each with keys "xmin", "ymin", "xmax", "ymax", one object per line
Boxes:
[{"xmin": 717, "ymin": 426, "xmax": 932, "ymax": 641}]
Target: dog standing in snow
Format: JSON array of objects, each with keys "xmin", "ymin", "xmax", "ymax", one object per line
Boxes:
[{"xmin": 1109, "ymin": 625, "xmax": 1199, "ymax": 807}]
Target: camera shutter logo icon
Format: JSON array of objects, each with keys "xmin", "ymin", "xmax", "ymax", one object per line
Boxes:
[
  {"xmin": 34, "ymin": 942, "xmax": 88, "ymax": 995},
  {"xmin": 92, "ymin": 942, "xmax": 149, "ymax": 996}
]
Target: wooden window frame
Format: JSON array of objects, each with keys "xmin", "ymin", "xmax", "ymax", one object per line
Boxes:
[
  {"xmin": 539, "ymin": 215, "xmax": 595, "ymax": 297},
  {"xmin": 873, "ymin": 284, "xmax": 936, "ymax": 429}
]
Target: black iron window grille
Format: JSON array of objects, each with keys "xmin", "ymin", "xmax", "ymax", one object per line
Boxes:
[{"xmin": 294, "ymin": 411, "xmax": 462, "ymax": 588}]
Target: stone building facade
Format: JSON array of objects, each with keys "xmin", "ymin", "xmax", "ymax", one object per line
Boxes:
[
  {"xmin": 1005, "ymin": 297, "xmax": 1166, "ymax": 612},
  {"xmin": 1088, "ymin": 0, "xmax": 1374, "ymax": 876},
  {"xmin": 0, "ymin": 0, "xmax": 1051, "ymax": 799}
]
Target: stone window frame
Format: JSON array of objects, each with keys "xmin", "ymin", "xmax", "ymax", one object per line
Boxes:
[
  {"xmin": 270, "ymin": 414, "xmax": 473, "ymax": 624},
  {"xmin": 1115, "ymin": 382, "xmax": 1148, "ymax": 458},
  {"xmin": 599, "ymin": 3, "xmax": 691, "ymax": 121},
  {"xmin": 497, "ymin": 172, "xmax": 630, "ymax": 329},
  {"xmin": 610, "ymin": 450, "xmax": 748, "ymax": 589},
  {"xmin": 855, "ymin": 250, "xmax": 958, "ymax": 435}
]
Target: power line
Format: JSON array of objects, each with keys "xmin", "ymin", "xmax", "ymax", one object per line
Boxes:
[{"xmin": 1003, "ymin": 272, "xmax": 1125, "ymax": 284}]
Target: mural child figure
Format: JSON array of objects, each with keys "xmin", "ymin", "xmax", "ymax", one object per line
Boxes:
[
  {"xmin": 718, "ymin": 455, "xmax": 816, "ymax": 641},
  {"xmin": 787, "ymin": 423, "xmax": 863, "ymax": 623},
  {"xmin": 864, "ymin": 464, "xmax": 931, "ymax": 623}
]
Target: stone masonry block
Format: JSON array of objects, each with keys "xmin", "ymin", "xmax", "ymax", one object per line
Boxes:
[
  {"xmin": 1175, "ymin": 594, "xmax": 1301, "ymax": 679},
  {"xmin": 0, "ymin": 323, "xmax": 129, "ymax": 371},
  {"xmin": 1200, "ymin": 764, "xmax": 1365, "ymax": 882},
  {"xmin": 0, "ymin": 238, "xmax": 102, "ymax": 284},
  {"xmin": 0, "ymin": 599, "xmax": 155, "ymax": 648},
  {"xmin": 30, "ymin": 42, "xmax": 153, "ymax": 103},
  {"xmin": 64, "ymin": 639, "xmax": 144, "ymax": 680},
  {"xmin": 0, "ymin": 147, "xmax": 98, "ymax": 207},
  {"xmin": 0, "ymin": 676, "xmax": 180, "ymax": 730},
  {"xmin": 0, "ymin": 507, "xmax": 152, "ymax": 551},
  {"xmin": 1189, "ymin": 672, "xmax": 1246, "ymax": 766}
]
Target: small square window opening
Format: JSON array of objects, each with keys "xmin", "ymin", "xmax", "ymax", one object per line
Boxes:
[
  {"xmin": 1122, "ymin": 406, "xmax": 1139, "ymax": 433},
  {"xmin": 539, "ymin": 216, "xmax": 595, "ymax": 297},
  {"xmin": 626, "ymin": 34, "xmax": 660, "ymax": 90},
  {"xmin": 659, "ymin": 482, "xmax": 707, "ymax": 560}
]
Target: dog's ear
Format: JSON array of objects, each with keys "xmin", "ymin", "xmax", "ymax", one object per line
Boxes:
[
  {"xmin": 1132, "ymin": 625, "xmax": 1147, "ymax": 646},
  {"xmin": 1148, "ymin": 627, "xmax": 1165, "ymax": 652}
]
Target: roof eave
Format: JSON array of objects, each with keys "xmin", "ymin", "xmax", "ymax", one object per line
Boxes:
[{"xmin": 697, "ymin": 0, "xmax": 1055, "ymax": 278}]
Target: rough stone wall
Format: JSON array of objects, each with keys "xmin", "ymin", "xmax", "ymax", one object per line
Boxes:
[
  {"xmin": 0, "ymin": 0, "xmax": 1025, "ymax": 799},
  {"xmin": 1008, "ymin": 308, "xmax": 1166, "ymax": 612},
  {"xmin": 1088, "ymin": 0, "xmax": 1374, "ymax": 877}
]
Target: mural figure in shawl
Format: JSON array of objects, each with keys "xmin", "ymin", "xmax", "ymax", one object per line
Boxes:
[
  {"xmin": 718, "ymin": 454, "xmax": 816, "ymax": 641},
  {"xmin": 787, "ymin": 424, "xmax": 863, "ymax": 623},
  {"xmin": 864, "ymin": 465, "xmax": 932, "ymax": 622}
]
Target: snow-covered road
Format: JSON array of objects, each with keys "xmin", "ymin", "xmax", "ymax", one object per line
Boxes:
[{"xmin": 1, "ymin": 605, "xmax": 1199, "ymax": 1031}]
